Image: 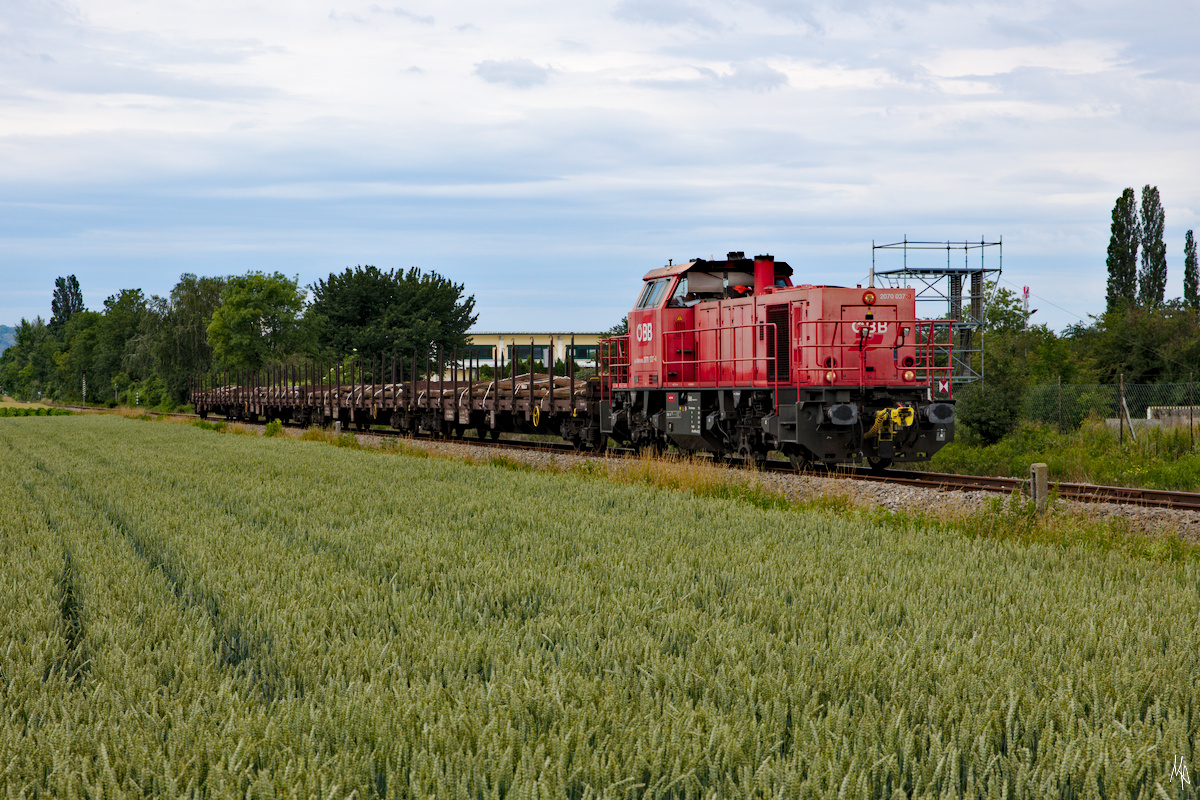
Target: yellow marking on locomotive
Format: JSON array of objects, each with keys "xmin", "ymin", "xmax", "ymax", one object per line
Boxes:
[{"xmin": 864, "ymin": 406, "xmax": 915, "ymax": 441}]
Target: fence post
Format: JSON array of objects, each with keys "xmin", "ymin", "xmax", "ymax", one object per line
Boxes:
[{"xmin": 1119, "ymin": 373, "xmax": 1125, "ymax": 445}]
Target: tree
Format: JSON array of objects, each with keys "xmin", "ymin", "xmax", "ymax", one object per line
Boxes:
[
  {"xmin": 981, "ymin": 284, "xmax": 1030, "ymax": 334},
  {"xmin": 50, "ymin": 275, "xmax": 85, "ymax": 331},
  {"xmin": 1185, "ymin": 230, "xmax": 1198, "ymax": 311},
  {"xmin": 0, "ymin": 318, "xmax": 53, "ymax": 400},
  {"xmin": 88, "ymin": 289, "xmax": 147, "ymax": 391},
  {"xmin": 138, "ymin": 274, "xmax": 227, "ymax": 401},
  {"xmin": 954, "ymin": 338, "xmax": 1027, "ymax": 444},
  {"xmin": 207, "ymin": 272, "xmax": 306, "ymax": 370},
  {"xmin": 306, "ymin": 266, "xmax": 476, "ymax": 364},
  {"xmin": 1068, "ymin": 303, "xmax": 1200, "ymax": 383},
  {"xmin": 1137, "ymin": 184, "xmax": 1167, "ymax": 308},
  {"xmin": 604, "ymin": 316, "xmax": 629, "ymax": 337},
  {"xmin": 1105, "ymin": 189, "xmax": 1139, "ymax": 312}
]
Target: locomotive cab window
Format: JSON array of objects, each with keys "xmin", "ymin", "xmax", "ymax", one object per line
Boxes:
[{"xmin": 636, "ymin": 278, "xmax": 671, "ymax": 309}]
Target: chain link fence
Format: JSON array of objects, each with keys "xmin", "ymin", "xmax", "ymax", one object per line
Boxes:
[{"xmin": 1023, "ymin": 382, "xmax": 1200, "ymax": 431}]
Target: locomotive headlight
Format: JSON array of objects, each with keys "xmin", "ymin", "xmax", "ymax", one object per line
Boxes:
[
  {"xmin": 825, "ymin": 370, "xmax": 837, "ymax": 384},
  {"xmin": 903, "ymin": 370, "xmax": 916, "ymax": 382}
]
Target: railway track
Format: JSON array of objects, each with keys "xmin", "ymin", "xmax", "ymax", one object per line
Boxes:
[{"xmin": 57, "ymin": 404, "xmax": 1200, "ymax": 512}]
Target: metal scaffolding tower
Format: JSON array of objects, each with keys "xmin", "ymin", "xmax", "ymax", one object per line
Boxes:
[{"xmin": 870, "ymin": 237, "xmax": 1001, "ymax": 385}]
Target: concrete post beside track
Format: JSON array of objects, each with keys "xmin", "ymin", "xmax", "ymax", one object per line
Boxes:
[{"xmin": 1030, "ymin": 463, "xmax": 1049, "ymax": 512}]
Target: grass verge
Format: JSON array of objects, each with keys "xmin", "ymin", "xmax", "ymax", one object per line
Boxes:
[{"xmin": 163, "ymin": 414, "xmax": 1200, "ymax": 563}]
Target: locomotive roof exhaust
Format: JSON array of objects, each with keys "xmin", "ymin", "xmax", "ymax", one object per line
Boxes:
[{"xmin": 754, "ymin": 254, "xmax": 775, "ymax": 296}]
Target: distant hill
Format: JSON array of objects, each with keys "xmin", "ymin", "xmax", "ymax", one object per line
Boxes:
[{"xmin": 0, "ymin": 325, "xmax": 15, "ymax": 356}]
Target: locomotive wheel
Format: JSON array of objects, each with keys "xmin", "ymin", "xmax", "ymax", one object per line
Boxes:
[{"xmin": 868, "ymin": 456, "xmax": 893, "ymax": 473}]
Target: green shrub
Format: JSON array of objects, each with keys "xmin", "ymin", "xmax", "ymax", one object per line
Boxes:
[{"xmin": 263, "ymin": 419, "xmax": 284, "ymax": 438}]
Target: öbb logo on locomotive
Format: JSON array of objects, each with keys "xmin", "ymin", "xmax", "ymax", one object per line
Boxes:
[
  {"xmin": 849, "ymin": 320, "xmax": 890, "ymax": 335},
  {"xmin": 191, "ymin": 250, "xmax": 956, "ymax": 471}
]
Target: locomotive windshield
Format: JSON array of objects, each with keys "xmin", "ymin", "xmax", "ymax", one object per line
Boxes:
[{"xmin": 636, "ymin": 278, "xmax": 672, "ymax": 309}]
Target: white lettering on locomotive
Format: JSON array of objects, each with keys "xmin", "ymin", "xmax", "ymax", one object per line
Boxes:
[
  {"xmin": 635, "ymin": 322, "xmax": 654, "ymax": 343},
  {"xmin": 850, "ymin": 321, "xmax": 890, "ymax": 335}
]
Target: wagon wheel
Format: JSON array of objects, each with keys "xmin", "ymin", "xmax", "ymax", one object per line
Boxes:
[
  {"xmin": 737, "ymin": 443, "xmax": 766, "ymax": 470},
  {"xmin": 590, "ymin": 435, "xmax": 608, "ymax": 454},
  {"xmin": 867, "ymin": 456, "xmax": 893, "ymax": 473},
  {"xmin": 570, "ymin": 434, "xmax": 585, "ymax": 452}
]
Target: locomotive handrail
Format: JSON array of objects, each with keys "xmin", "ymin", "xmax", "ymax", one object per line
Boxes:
[
  {"xmin": 601, "ymin": 323, "xmax": 783, "ymax": 412},
  {"xmin": 659, "ymin": 322, "xmax": 782, "ymax": 384},
  {"xmin": 598, "ymin": 336, "xmax": 629, "ymax": 407},
  {"xmin": 792, "ymin": 317, "xmax": 954, "ymax": 395}
]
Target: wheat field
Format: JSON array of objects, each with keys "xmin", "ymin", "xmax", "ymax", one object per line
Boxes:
[{"xmin": 2, "ymin": 415, "xmax": 1198, "ymax": 799}]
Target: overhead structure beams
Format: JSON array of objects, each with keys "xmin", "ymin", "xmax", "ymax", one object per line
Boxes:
[{"xmin": 871, "ymin": 237, "xmax": 1001, "ymax": 385}]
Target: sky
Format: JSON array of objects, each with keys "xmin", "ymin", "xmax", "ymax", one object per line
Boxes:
[{"xmin": 2, "ymin": 0, "xmax": 1198, "ymax": 333}]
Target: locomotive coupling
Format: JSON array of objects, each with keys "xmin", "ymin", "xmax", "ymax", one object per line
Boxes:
[{"xmin": 864, "ymin": 406, "xmax": 915, "ymax": 440}]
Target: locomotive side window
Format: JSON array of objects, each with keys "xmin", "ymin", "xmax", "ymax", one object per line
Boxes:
[
  {"xmin": 637, "ymin": 278, "xmax": 671, "ymax": 309},
  {"xmin": 667, "ymin": 277, "xmax": 692, "ymax": 307}
]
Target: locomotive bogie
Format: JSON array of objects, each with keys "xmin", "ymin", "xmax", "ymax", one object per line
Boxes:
[{"xmin": 600, "ymin": 384, "xmax": 954, "ymax": 467}]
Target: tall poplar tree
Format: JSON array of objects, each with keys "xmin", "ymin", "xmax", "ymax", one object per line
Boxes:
[
  {"xmin": 1105, "ymin": 188, "xmax": 1139, "ymax": 312},
  {"xmin": 1137, "ymin": 184, "xmax": 1167, "ymax": 308},
  {"xmin": 49, "ymin": 275, "xmax": 85, "ymax": 331},
  {"xmin": 1185, "ymin": 230, "xmax": 1199, "ymax": 310}
]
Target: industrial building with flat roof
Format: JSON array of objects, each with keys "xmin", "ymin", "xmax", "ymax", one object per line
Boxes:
[{"xmin": 465, "ymin": 332, "xmax": 608, "ymax": 367}]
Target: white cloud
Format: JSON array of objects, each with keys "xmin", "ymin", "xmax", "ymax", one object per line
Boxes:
[
  {"xmin": 612, "ymin": 0, "xmax": 722, "ymax": 30},
  {"xmin": 473, "ymin": 58, "xmax": 553, "ymax": 88},
  {"xmin": 369, "ymin": 5, "xmax": 434, "ymax": 24},
  {"xmin": 0, "ymin": 0, "xmax": 1199, "ymax": 330},
  {"xmin": 640, "ymin": 61, "xmax": 788, "ymax": 91}
]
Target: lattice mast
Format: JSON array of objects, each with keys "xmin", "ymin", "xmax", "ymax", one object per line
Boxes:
[{"xmin": 870, "ymin": 238, "xmax": 1001, "ymax": 385}]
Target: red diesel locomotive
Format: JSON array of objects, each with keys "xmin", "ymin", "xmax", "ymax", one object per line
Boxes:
[{"xmin": 597, "ymin": 251, "xmax": 956, "ymax": 468}]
